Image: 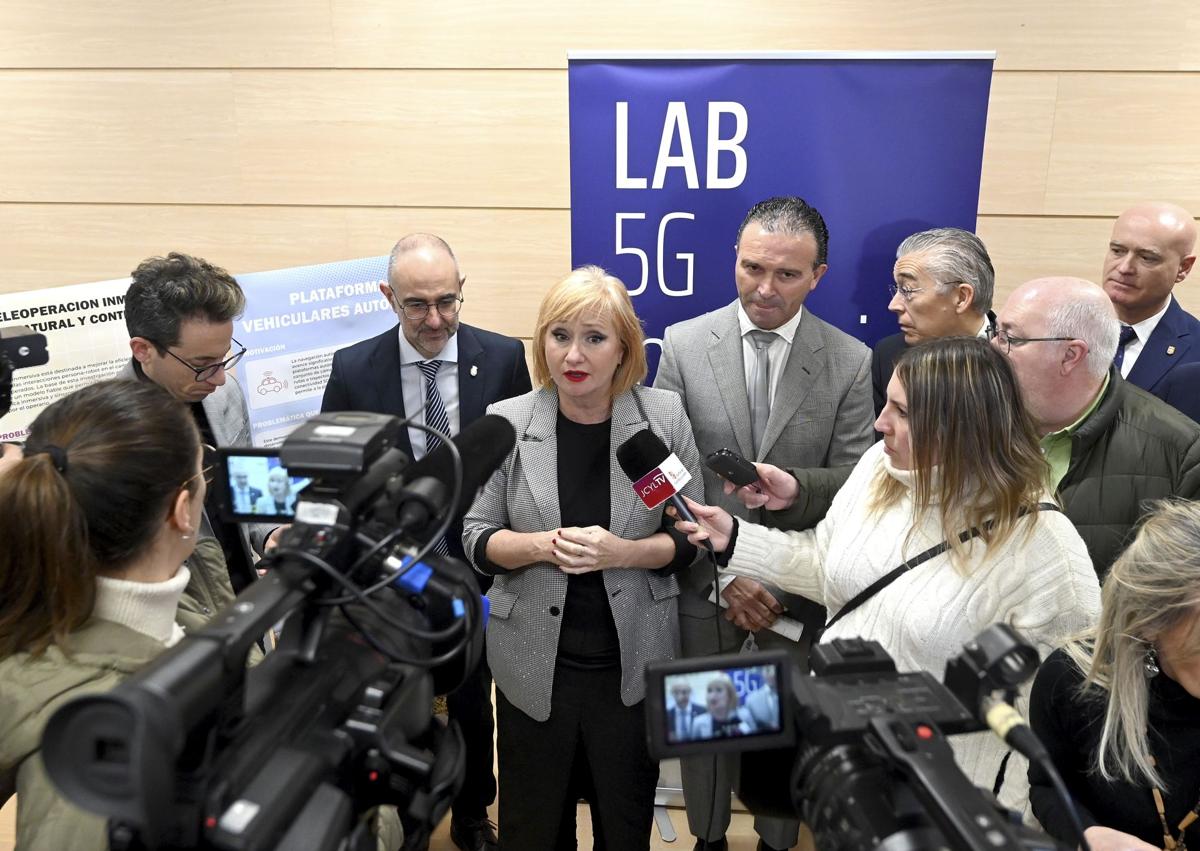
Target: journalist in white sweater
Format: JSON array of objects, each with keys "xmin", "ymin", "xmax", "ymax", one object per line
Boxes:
[{"xmin": 673, "ymin": 337, "xmax": 1101, "ymax": 813}]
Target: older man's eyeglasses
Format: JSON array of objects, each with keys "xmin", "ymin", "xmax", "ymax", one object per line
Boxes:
[
  {"xmin": 987, "ymin": 327, "xmax": 1074, "ymax": 354},
  {"xmin": 888, "ymin": 280, "xmax": 965, "ymax": 302},
  {"xmin": 400, "ymin": 295, "xmax": 464, "ymax": 321},
  {"xmin": 151, "ymin": 339, "xmax": 247, "ymax": 382}
]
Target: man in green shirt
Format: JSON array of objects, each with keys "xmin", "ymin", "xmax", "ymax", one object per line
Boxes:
[{"xmin": 993, "ymin": 277, "xmax": 1200, "ymax": 576}]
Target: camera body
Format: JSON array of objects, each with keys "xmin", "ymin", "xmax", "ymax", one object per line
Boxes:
[
  {"xmin": 43, "ymin": 411, "xmax": 503, "ymax": 851},
  {"xmin": 646, "ymin": 630, "xmax": 1066, "ymax": 851},
  {"xmin": 0, "ymin": 325, "xmax": 49, "ymax": 419}
]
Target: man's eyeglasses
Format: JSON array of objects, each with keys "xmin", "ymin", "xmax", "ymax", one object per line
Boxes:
[
  {"xmin": 888, "ymin": 280, "xmax": 964, "ymax": 302},
  {"xmin": 151, "ymin": 338, "xmax": 247, "ymax": 382},
  {"xmin": 399, "ymin": 294, "xmax": 464, "ymax": 321},
  {"xmin": 987, "ymin": 327, "xmax": 1074, "ymax": 354}
]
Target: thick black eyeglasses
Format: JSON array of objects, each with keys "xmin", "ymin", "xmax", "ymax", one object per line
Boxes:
[
  {"xmin": 151, "ymin": 338, "xmax": 247, "ymax": 382},
  {"xmin": 987, "ymin": 327, "xmax": 1074, "ymax": 354},
  {"xmin": 399, "ymin": 294, "xmax": 464, "ymax": 321}
]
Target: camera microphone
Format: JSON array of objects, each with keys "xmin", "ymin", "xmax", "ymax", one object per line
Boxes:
[
  {"xmin": 982, "ymin": 696, "xmax": 1050, "ymax": 764},
  {"xmin": 390, "ymin": 414, "xmax": 516, "ymax": 537}
]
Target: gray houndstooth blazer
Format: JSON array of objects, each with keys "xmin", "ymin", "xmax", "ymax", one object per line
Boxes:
[{"xmin": 462, "ymin": 384, "xmax": 704, "ymax": 722}]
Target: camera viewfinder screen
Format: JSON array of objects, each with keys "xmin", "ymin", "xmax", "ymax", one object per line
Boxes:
[
  {"xmin": 661, "ymin": 663, "xmax": 782, "ymax": 744},
  {"xmin": 222, "ymin": 453, "xmax": 310, "ymax": 521}
]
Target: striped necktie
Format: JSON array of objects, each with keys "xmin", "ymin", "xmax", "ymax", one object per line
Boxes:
[{"xmin": 416, "ymin": 360, "xmax": 452, "ymax": 556}]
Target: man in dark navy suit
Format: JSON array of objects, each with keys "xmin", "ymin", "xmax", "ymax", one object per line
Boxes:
[
  {"xmin": 870, "ymin": 227, "xmax": 996, "ymax": 418},
  {"xmin": 1103, "ymin": 201, "xmax": 1200, "ymax": 416},
  {"xmin": 666, "ymin": 682, "xmax": 707, "ymax": 743},
  {"xmin": 322, "ymin": 233, "xmax": 531, "ymax": 851}
]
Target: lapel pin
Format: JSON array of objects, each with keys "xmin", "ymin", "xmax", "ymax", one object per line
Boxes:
[
  {"xmin": 1167, "ymin": 346, "xmax": 1177, "ymax": 356},
  {"xmin": 470, "ymin": 364, "xmax": 479, "ymax": 377}
]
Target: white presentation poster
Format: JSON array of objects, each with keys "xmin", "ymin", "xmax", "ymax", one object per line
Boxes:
[
  {"xmin": 0, "ymin": 278, "xmax": 132, "ymax": 441},
  {"xmin": 0, "ymin": 255, "xmax": 396, "ymax": 445}
]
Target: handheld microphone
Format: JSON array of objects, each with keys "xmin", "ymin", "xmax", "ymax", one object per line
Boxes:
[{"xmin": 615, "ymin": 428, "xmax": 711, "ymax": 551}]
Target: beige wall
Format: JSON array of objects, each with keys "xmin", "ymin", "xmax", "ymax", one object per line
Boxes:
[{"xmin": 2, "ymin": 0, "xmax": 1200, "ymax": 335}]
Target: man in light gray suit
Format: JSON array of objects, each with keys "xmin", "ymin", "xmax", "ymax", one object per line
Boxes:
[
  {"xmin": 118, "ymin": 252, "xmax": 269, "ymax": 604},
  {"xmin": 743, "ymin": 667, "xmax": 781, "ymax": 733},
  {"xmin": 655, "ymin": 196, "xmax": 874, "ymax": 851}
]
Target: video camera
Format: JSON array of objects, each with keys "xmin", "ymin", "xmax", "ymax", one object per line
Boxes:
[
  {"xmin": 0, "ymin": 325, "xmax": 50, "ymax": 419},
  {"xmin": 42, "ymin": 410, "xmax": 516, "ymax": 851},
  {"xmin": 647, "ymin": 626, "xmax": 1068, "ymax": 851}
]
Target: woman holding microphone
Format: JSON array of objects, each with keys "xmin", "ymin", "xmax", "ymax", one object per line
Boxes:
[
  {"xmin": 463, "ymin": 265, "xmax": 703, "ymax": 850},
  {"xmin": 672, "ymin": 337, "xmax": 1100, "ymax": 811}
]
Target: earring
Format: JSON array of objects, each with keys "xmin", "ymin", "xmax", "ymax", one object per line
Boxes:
[{"xmin": 1144, "ymin": 645, "xmax": 1161, "ymax": 678}]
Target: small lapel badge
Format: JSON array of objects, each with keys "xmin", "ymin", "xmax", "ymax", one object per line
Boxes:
[
  {"xmin": 1167, "ymin": 346, "xmax": 1177, "ymax": 356},
  {"xmin": 470, "ymin": 364, "xmax": 479, "ymax": 377}
]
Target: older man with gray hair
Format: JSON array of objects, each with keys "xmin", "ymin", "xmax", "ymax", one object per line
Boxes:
[
  {"xmin": 992, "ymin": 277, "xmax": 1200, "ymax": 577},
  {"xmin": 871, "ymin": 227, "xmax": 996, "ymax": 416}
]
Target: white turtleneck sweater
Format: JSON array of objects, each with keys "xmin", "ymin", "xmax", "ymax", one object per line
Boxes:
[
  {"xmin": 725, "ymin": 441, "xmax": 1101, "ymax": 812},
  {"xmin": 93, "ymin": 565, "xmax": 191, "ymax": 647}
]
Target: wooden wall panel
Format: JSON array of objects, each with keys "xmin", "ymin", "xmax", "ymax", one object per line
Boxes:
[
  {"xmin": 8, "ymin": 205, "xmax": 1198, "ymax": 337},
  {"xmin": 0, "ymin": 71, "xmax": 240, "ymax": 204},
  {"xmin": 978, "ymin": 73, "xmax": 1058, "ymax": 215},
  {"xmin": 0, "ymin": 204, "xmax": 567, "ymax": 338},
  {"xmin": 1042, "ymin": 73, "xmax": 1200, "ymax": 216},
  {"xmin": 0, "ymin": 1, "xmax": 336, "ymax": 68},
  {"xmin": 4, "ymin": 1, "xmax": 1200, "ymax": 72},
  {"xmin": 4, "ymin": 69, "xmax": 1200, "ymax": 214},
  {"xmin": 230, "ymin": 71, "xmax": 568, "ymax": 208},
  {"xmin": 978, "ymin": 215, "xmax": 1200, "ymax": 319},
  {"xmin": 0, "ymin": 70, "xmax": 568, "ymax": 207}
]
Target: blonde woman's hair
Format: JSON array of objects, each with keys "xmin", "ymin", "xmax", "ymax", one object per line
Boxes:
[
  {"xmin": 1065, "ymin": 499, "xmax": 1200, "ymax": 788},
  {"xmin": 704, "ymin": 674, "xmax": 740, "ymax": 718},
  {"xmin": 531, "ymin": 265, "xmax": 647, "ymax": 397},
  {"xmin": 869, "ymin": 337, "xmax": 1050, "ymax": 571}
]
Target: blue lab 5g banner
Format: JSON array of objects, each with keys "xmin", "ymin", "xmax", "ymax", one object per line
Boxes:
[{"xmin": 567, "ymin": 52, "xmax": 994, "ymax": 376}]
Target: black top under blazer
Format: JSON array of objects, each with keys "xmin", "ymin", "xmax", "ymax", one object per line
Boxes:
[{"xmin": 462, "ymin": 385, "xmax": 704, "ymax": 722}]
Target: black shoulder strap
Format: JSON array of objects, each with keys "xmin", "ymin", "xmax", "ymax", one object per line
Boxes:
[{"xmin": 823, "ymin": 502, "xmax": 1060, "ymax": 634}]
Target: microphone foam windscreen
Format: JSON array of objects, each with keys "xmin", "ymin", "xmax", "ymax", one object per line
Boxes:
[
  {"xmin": 616, "ymin": 428, "xmax": 671, "ymax": 481},
  {"xmin": 406, "ymin": 413, "xmax": 516, "ymax": 511}
]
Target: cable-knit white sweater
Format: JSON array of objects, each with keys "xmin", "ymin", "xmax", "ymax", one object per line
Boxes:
[{"xmin": 726, "ymin": 442, "xmax": 1101, "ymax": 812}]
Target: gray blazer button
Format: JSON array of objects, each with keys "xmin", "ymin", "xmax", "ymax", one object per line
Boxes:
[{"xmin": 549, "ymin": 606, "xmax": 561, "ymax": 616}]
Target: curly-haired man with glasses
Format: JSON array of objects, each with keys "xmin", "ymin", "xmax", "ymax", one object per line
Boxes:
[{"xmin": 119, "ymin": 251, "xmax": 266, "ymax": 600}]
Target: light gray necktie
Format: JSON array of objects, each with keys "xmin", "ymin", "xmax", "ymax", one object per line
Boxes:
[{"xmin": 748, "ymin": 330, "xmax": 777, "ymax": 457}]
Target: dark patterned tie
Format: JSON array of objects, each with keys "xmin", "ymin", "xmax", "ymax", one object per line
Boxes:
[
  {"xmin": 1114, "ymin": 324, "xmax": 1137, "ymax": 372},
  {"xmin": 416, "ymin": 360, "xmax": 452, "ymax": 556}
]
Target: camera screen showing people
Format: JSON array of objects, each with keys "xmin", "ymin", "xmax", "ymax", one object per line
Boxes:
[
  {"xmin": 218, "ymin": 449, "xmax": 310, "ymax": 521},
  {"xmin": 658, "ymin": 659, "xmax": 785, "ymax": 749}
]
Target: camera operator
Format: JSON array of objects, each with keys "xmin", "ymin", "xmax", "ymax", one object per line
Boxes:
[
  {"xmin": 0, "ymin": 380, "xmax": 213, "ymax": 850},
  {"xmin": 1029, "ymin": 499, "xmax": 1200, "ymax": 851},
  {"xmin": 672, "ymin": 337, "xmax": 1102, "ymax": 810}
]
